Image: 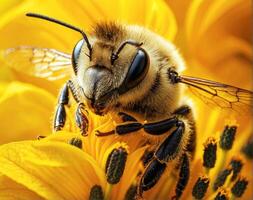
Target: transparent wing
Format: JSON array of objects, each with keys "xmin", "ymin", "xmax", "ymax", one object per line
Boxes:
[
  {"xmin": 4, "ymin": 46, "xmax": 72, "ymax": 81},
  {"xmin": 178, "ymin": 75, "xmax": 253, "ymax": 114}
]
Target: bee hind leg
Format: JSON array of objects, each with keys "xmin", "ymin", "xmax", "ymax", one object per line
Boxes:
[{"xmin": 139, "ymin": 119, "xmax": 190, "ymax": 199}]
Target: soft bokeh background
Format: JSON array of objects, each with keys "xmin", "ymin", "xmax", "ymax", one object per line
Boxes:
[{"xmin": 0, "ymin": 0, "xmax": 252, "ymax": 199}]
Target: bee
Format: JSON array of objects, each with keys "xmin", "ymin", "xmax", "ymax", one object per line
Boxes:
[{"xmin": 5, "ymin": 13, "xmax": 253, "ymax": 199}]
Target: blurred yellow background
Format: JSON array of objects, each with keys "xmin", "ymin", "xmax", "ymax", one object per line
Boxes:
[{"xmin": 0, "ymin": 0, "xmax": 252, "ymax": 199}]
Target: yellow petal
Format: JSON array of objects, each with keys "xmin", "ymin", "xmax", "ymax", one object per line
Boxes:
[
  {"xmin": 0, "ymin": 82, "xmax": 55, "ymax": 144},
  {"xmin": 0, "ymin": 140, "xmax": 105, "ymax": 200},
  {"xmin": 198, "ymin": 0, "xmax": 247, "ymax": 36},
  {"xmin": 0, "ymin": 173, "xmax": 44, "ymax": 200}
]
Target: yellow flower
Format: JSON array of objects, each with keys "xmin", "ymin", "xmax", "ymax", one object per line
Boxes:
[{"xmin": 0, "ymin": 0, "xmax": 252, "ymax": 200}]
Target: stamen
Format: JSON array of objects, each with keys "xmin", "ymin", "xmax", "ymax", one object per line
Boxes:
[
  {"xmin": 68, "ymin": 137, "xmax": 82, "ymax": 149},
  {"xmin": 203, "ymin": 137, "xmax": 217, "ymax": 169},
  {"xmin": 241, "ymin": 136, "xmax": 253, "ymax": 159},
  {"xmin": 124, "ymin": 184, "xmax": 137, "ymax": 200},
  {"xmin": 229, "ymin": 158, "xmax": 243, "ymax": 181},
  {"xmin": 214, "ymin": 188, "xmax": 229, "ymax": 200},
  {"xmin": 231, "ymin": 177, "xmax": 248, "ymax": 198},
  {"xmin": 213, "ymin": 168, "xmax": 232, "ymax": 190},
  {"xmin": 219, "ymin": 126, "xmax": 237, "ymax": 150},
  {"xmin": 89, "ymin": 185, "xmax": 104, "ymax": 200},
  {"xmin": 105, "ymin": 147, "xmax": 128, "ymax": 184},
  {"xmin": 192, "ymin": 175, "xmax": 210, "ymax": 199}
]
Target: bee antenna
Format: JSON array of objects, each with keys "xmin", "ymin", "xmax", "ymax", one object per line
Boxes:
[{"xmin": 26, "ymin": 13, "xmax": 92, "ymax": 53}]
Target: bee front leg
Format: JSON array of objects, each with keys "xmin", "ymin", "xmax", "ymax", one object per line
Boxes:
[
  {"xmin": 54, "ymin": 80, "xmax": 89, "ymax": 135},
  {"xmin": 54, "ymin": 82, "xmax": 69, "ymax": 131},
  {"xmin": 75, "ymin": 102, "xmax": 89, "ymax": 136},
  {"xmin": 68, "ymin": 80, "xmax": 89, "ymax": 136}
]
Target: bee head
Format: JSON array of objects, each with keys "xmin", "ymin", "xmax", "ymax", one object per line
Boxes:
[{"xmin": 76, "ymin": 29, "xmax": 150, "ymax": 115}]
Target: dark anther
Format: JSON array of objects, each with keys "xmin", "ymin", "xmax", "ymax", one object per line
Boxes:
[
  {"xmin": 231, "ymin": 177, "xmax": 248, "ymax": 198},
  {"xmin": 229, "ymin": 158, "xmax": 243, "ymax": 181},
  {"xmin": 203, "ymin": 137, "xmax": 217, "ymax": 168},
  {"xmin": 219, "ymin": 125, "xmax": 237, "ymax": 150},
  {"xmin": 89, "ymin": 185, "xmax": 104, "ymax": 200},
  {"xmin": 68, "ymin": 137, "xmax": 82, "ymax": 149},
  {"xmin": 192, "ymin": 176, "xmax": 210, "ymax": 199},
  {"xmin": 213, "ymin": 168, "xmax": 232, "ymax": 190},
  {"xmin": 105, "ymin": 147, "xmax": 128, "ymax": 184},
  {"xmin": 214, "ymin": 188, "xmax": 229, "ymax": 200}
]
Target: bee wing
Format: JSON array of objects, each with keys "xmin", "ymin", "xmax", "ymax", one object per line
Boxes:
[
  {"xmin": 4, "ymin": 46, "xmax": 72, "ymax": 81},
  {"xmin": 178, "ymin": 75, "xmax": 253, "ymax": 114}
]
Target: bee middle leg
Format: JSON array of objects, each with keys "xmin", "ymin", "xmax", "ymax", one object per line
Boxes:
[
  {"xmin": 54, "ymin": 80, "xmax": 89, "ymax": 135},
  {"xmin": 96, "ymin": 105, "xmax": 193, "ymax": 137},
  {"xmin": 96, "ymin": 116, "xmax": 179, "ymax": 136}
]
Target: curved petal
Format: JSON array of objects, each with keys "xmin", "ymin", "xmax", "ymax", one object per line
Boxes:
[
  {"xmin": 0, "ymin": 173, "xmax": 44, "ymax": 200},
  {"xmin": 0, "ymin": 140, "xmax": 105, "ymax": 200},
  {"xmin": 0, "ymin": 82, "xmax": 55, "ymax": 144}
]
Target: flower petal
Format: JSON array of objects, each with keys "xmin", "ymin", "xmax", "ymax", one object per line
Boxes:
[
  {"xmin": 0, "ymin": 81, "xmax": 56, "ymax": 144},
  {"xmin": 0, "ymin": 173, "xmax": 44, "ymax": 200},
  {"xmin": 0, "ymin": 140, "xmax": 106, "ymax": 200}
]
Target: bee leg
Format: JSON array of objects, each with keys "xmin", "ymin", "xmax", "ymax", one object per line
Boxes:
[
  {"xmin": 118, "ymin": 112, "xmax": 137, "ymax": 122},
  {"xmin": 139, "ymin": 119, "xmax": 186, "ymax": 194},
  {"xmin": 54, "ymin": 82, "xmax": 69, "ymax": 131},
  {"xmin": 174, "ymin": 105, "xmax": 196, "ymax": 156},
  {"xmin": 96, "ymin": 116, "xmax": 179, "ymax": 136},
  {"xmin": 172, "ymin": 153, "xmax": 190, "ymax": 200},
  {"xmin": 141, "ymin": 149, "xmax": 155, "ymax": 167},
  {"xmin": 67, "ymin": 80, "xmax": 89, "ymax": 136},
  {"xmin": 172, "ymin": 105, "xmax": 191, "ymax": 116},
  {"xmin": 54, "ymin": 80, "xmax": 89, "ymax": 135},
  {"xmin": 75, "ymin": 102, "xmax": 89, "ymax": 136},
  {"xmin": 96, "ymin": 121, "xmax": 143, "ymax": 136},
  {"xmin": 95, "ymin": 113, "xmax": 138, "ymax": 136}
]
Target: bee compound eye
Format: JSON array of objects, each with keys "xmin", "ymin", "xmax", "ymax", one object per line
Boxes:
[
  {"xmin": 72, "ymin": 39, "xmax": 84, "ymax": 74},
  {"xmin": 118, "ymin": 48, "xmax": 150, "ymax": 94}
]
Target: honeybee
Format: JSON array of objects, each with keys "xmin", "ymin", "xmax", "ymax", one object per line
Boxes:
[{"xmin": 5, "ymin": 13, "xmax": 253, "ymax": 199}]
